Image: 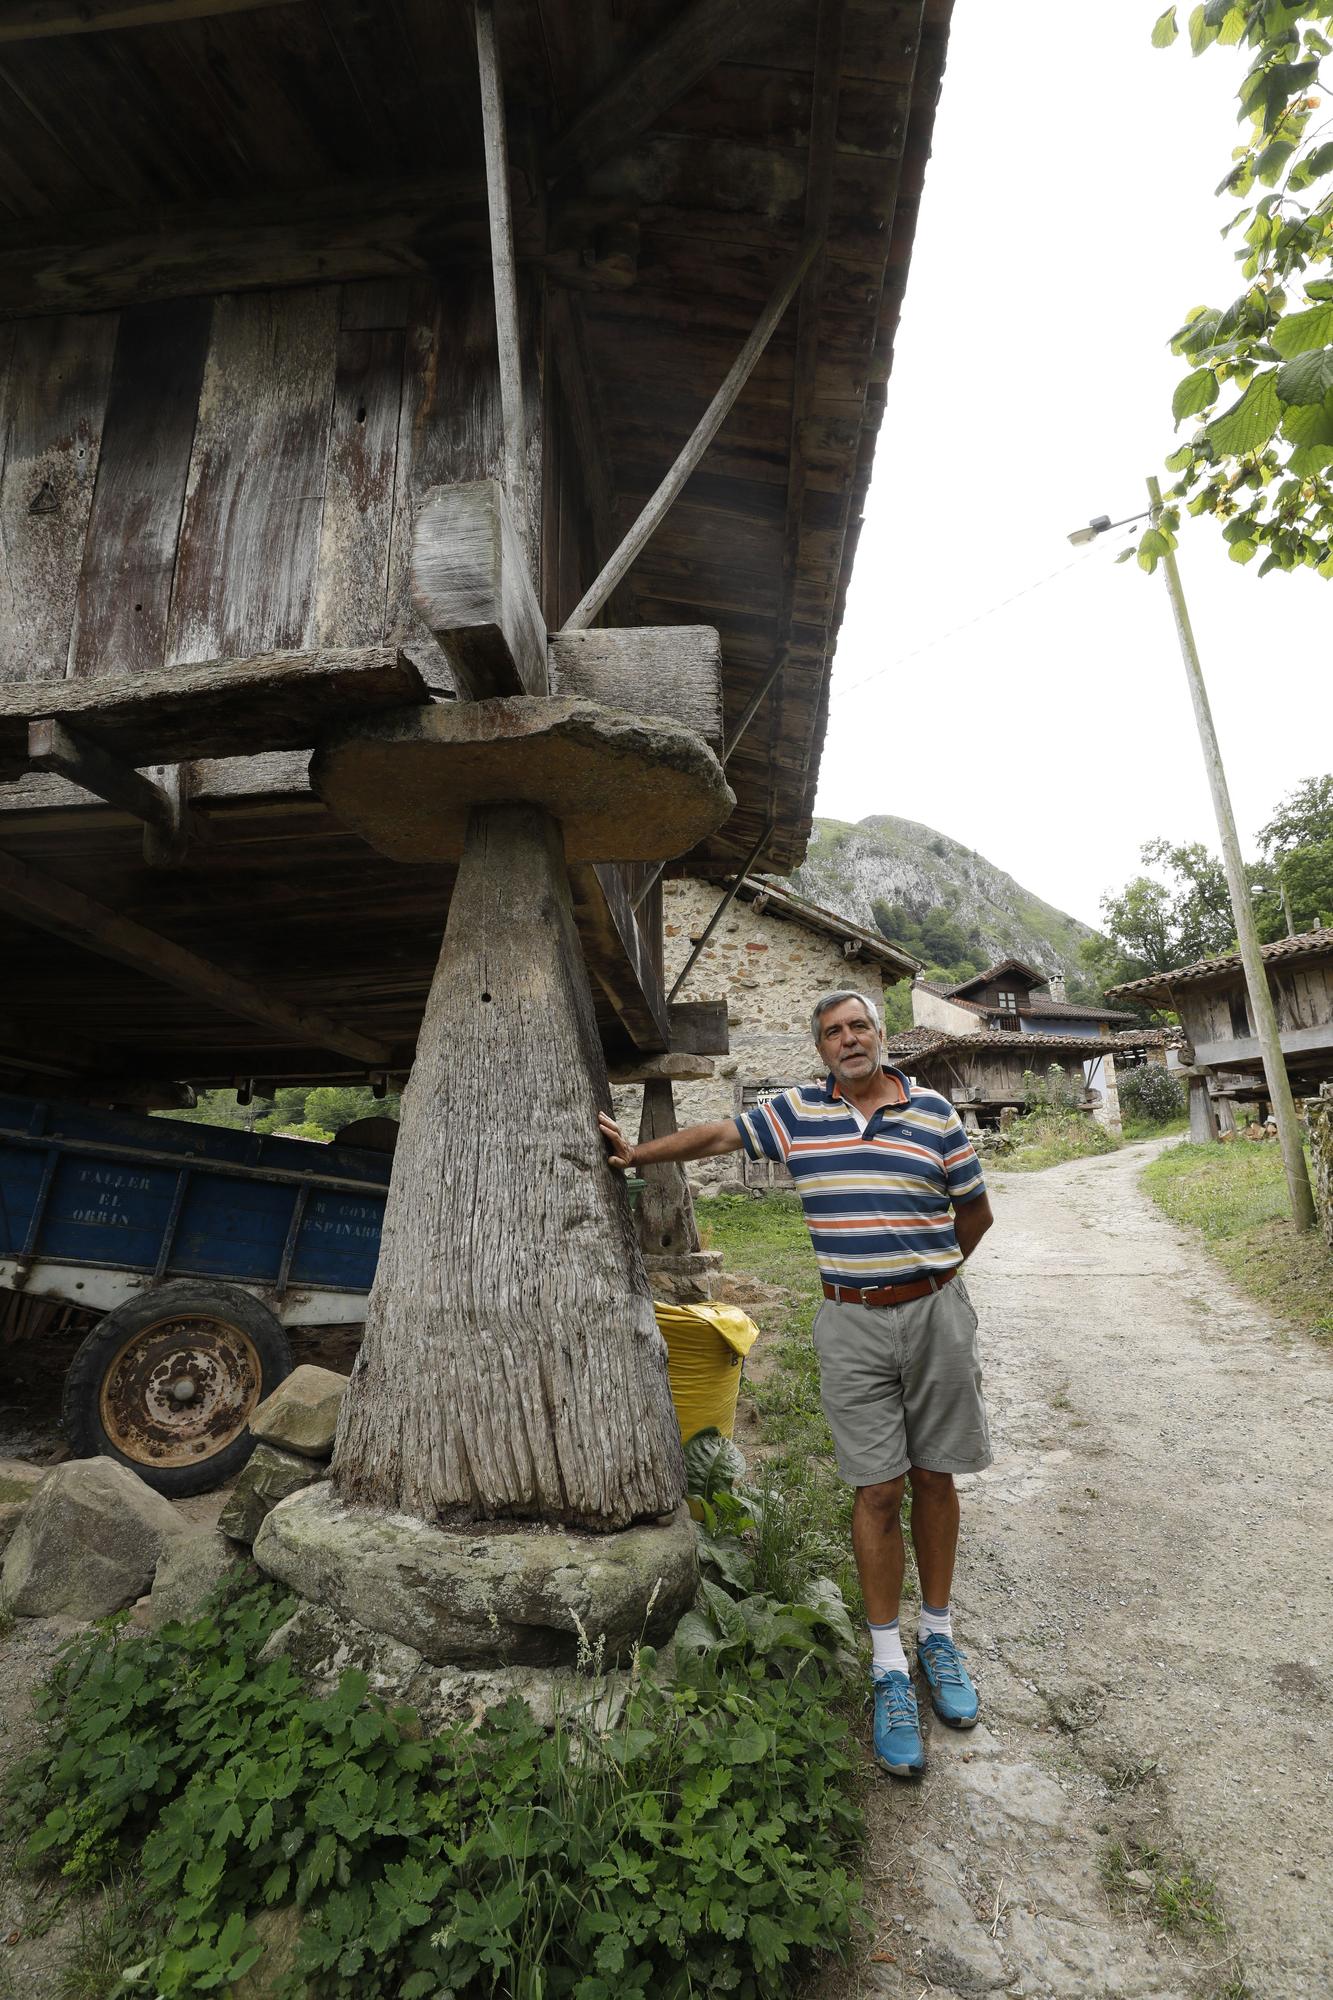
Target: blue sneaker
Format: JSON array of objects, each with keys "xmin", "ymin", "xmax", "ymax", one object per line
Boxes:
[
  {"xmin": 917, "ymin": 1633, "xmax": 979, "ymax": 1728},
  {"xmin": 872, "ymin": 1671, "xmax": 926, "ymax": 1779}
]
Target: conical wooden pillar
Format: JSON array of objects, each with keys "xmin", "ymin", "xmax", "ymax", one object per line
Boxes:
[{"xmin": 332, "ymin": 803, "xmax": 685, "ymax": 1529}]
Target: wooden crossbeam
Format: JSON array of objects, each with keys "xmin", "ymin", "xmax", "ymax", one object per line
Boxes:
[
  {"xmin": 474, "ymin": 0, "xmax": 529, "ymax": 553},
  {"xmin": 27, "ymin": 718, "xmax": 184, "ymax": 837},
  {"xmin": 0, "ymin": 646, "xmax": 427, "ymax": 782},
  {"xmin": 411, "ymin": 481, "xmax": 549, "ymax": 699},
  {"xmin": 547, "ymin": 628, "xmax": 722, "ymax": 750},
  {"xmin": 0, "ymin": 0, "xmax": 298, "ymax": 39},
  {"xmin": 546, "ymin": 0, "xmax": 804, "ymax": 185},
  {"xmin": 0, "ymin": 851, "xmax": 390, "ymax": 1066}
]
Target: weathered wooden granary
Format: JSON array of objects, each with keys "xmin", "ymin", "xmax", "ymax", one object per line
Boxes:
[
  {"xmin": 1107, "ymin": 928, "xmax": 1333, "ymax": 1138},
  {"xmin": 882, "ymin": 1025, "xmax": 1169, "ymax": 1130},
  {"xmin": 0, "ymin": 0, "xmax": 952, "ymax": 1104},
  {"xmin": 0, "ymin": 1, "xmax": 956, "ymax": 1552}
]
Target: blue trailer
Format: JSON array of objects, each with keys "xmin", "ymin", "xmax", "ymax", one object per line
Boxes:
[{"xmin": 0, "ymin": 1093, "xmax": 393, "ymax": 1496}]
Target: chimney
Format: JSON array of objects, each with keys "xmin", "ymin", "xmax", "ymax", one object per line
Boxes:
[{"xmin": 1048, "ymin": 972, "xmax": 1067, "ymax": 1003}]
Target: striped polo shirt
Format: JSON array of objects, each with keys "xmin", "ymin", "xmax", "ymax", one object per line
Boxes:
[{"xmin": 734, "ymin": 1068, "xmax": 986, "ymax": 1290}]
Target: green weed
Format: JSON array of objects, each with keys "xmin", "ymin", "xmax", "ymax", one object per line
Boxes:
[
  {"xmin": 1101, "ymin": 1838, "xmax": 1227, "ymax": 1936},
  {"xmin": 5, "ymin": 1573, "xmax": 864, "ymax": 2000},
  {"xmin": 999, "ymin": 1109, "xmax": 1119, "ymax": 1173}
]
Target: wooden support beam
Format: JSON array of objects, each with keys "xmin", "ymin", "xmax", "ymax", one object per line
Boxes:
[
  {"xmin": 0, "ymin": 850, "xmax": 390, "ymax": 1066},
  {"xmin": 546, "ymin": 0, "xmax": 804, "ymax": 185},
  {"xmin": 27, "ymin": 718, "xmax": 180, "ymax": 834},
  {"xmin": 474, "ymin": 0, "xmax": 529, "ymax": 554},
  {"xmin": 0, "ymin": 0, "xmax": 298, "ymax": 38},
  {"xmin": 607, "ymin": 1053, "xmax": 716, "ymax": 1085},
  {"xmin": 0, "ymin": 175, "xmax": 512, "ymax": 322},
  {"xmin": 561, "ymin": 239, "xmax": 817, "ymax": 631},
  {"xmin": 667, "ymin": 998, "xmax": 730, "ymax": 1055},
  {"xmin": 0, "ymin": 1009, "xmax": 105, "ymax": 1077},
  {"xmin": 547, "ymin": 627, "xmax": 723, "ymax": 750},
  {"xmin": 411, "ymin": 480, "xmax": 549, "ymax": 699},
  {"xmin": 569, "ymin": 862, "xmax": 672, "ymax": 1051},
  {"xmin": 0, "ymin": 645, "xmax": 427, "ymax": 781}
]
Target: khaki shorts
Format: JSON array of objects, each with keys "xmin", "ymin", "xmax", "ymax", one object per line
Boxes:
[{"xmin": 811, "ymin": 1273, "xmax": 993, "ymax": 1487}]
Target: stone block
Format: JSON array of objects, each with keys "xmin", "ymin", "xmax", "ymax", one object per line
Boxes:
[
  {"xmin": 0, "ymin": 1458, "xmax": 187, "ymax": 1619},
  {"xmin": 253, "ymin": 1485, "xmax": 697, "ymax": 1667},
  {"xmin": 644, "ymin": 1250, "xmax": 724, "ymax": 1304},
  {"xmin": 218, "ymin": 1444, "xmax": 324, "ymax": 1546},
  {"xmin": 248, "ymin": 1365, "xmax": 348, "ymax": 1460},
  {"xmin": 0, "ymin": 1459, "xmax": 46, "ymax": 1555},
  {"xmin": 149, "ymin": 1527, "xmax": 245, "ymax": 1629}
]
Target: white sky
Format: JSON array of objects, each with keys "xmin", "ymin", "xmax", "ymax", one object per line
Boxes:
[{"xmin": 816, "ymin": 0, "xmax": 1333, "ymax": 929}]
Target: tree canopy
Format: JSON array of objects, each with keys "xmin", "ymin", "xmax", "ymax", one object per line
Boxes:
[{"xmin": 1149, "ymin": 4, "xmax": 1333, "ymax": 575}]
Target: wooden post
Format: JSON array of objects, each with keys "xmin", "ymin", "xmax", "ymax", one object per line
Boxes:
[
  {"xmin": 331, "ymin": 804, "xmax": 685, "ymax": 1528},
  {"xmin": 475, "ymin": 0, "xmax": 529, "ymax": 555},
  {"xmin": 636, "ymin": 1079, "xmax": 702, "ymax": 1261},
  {"xmin": 1149, "ymin": 477, "xmax": 1315, "ymax": 1227},
  {"xmin": 1188, "ymin": 1076, "xmax": 1218, "ymax": 1145}
]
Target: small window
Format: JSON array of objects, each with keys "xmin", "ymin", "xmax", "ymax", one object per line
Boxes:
[{"xmin": 1228, "ymin": 993, "xmax": 1251, "ymax": 1040}]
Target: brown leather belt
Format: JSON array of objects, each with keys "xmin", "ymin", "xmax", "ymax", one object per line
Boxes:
[{"xmin": 822, "ymin": 1266, "xmax": 957, "ymax": 1309}]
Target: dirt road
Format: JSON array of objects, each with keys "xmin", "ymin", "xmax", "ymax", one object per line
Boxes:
[{"xmin": 834, "ymin": 1138, "xmax": 1333, "ymax": 2000}]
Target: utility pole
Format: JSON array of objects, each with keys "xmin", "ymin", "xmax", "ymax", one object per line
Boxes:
[{"xmin": 1147, "ymin": 475, "xmax": 1315, "ymax": 1232}]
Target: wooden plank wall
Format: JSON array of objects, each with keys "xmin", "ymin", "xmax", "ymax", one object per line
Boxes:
[{"xmin": 0, "ymin": 273, "xmax": 569, "ymax": 689}]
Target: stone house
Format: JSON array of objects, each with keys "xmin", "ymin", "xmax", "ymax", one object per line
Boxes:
[
  {"xmin": 912, "ymin": 958, "xmax": 1137, "ymax": 1039},
  {"xmin": 613, "ymin": 876, "xmax": 919, "ymax": 1192}
]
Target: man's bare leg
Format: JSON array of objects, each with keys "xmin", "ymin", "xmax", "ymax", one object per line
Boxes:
[
  {"xmin": 852, "ymin": 1475, "xmax": 907, "ymax": 1624},
  {"xmin": 906, "ymin": 1465, "xmax": 959, "ymax": 1607}
]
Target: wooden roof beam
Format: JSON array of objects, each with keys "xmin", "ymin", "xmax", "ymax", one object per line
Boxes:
[
  {"xmin": 0, "ymin": 0, "xmax": 298, "ymax": 40},
  {"xmin": 0, "ymin": 850, "xmax": 390, "ymax": 1067},
  {"xmin": 546, "ymin": 0, "xmax": 805, "ymax": 185},
  {"xmin": 26, "ymin": 718, "xmax": 200, "ymax": 847}
]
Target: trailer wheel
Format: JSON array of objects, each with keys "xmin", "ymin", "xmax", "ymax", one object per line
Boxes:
[{"xmin": 62, "ymin": 1282, "xmax": 292, "ymax": 1499}]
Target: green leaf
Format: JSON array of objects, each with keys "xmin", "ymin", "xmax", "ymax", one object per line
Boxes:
[
  {"xmin": 1204, "ymin": 370, "xmax": 1281, "ymax": 455},
  {"xmin": 1271, "ymin": 302, "xmax": 1333, "ymax": 356},
  {"xmin": 1276, "ymin": 346, "xmax": 1333, "ymax": 404},
  {"xmin": 1281, "ymin": 396, "xmax": 1333, "ymax": 446},
  {"xmin": 1188, "ymin": 4, "xmax": 1218, "ymax": 54},
  {"xmin": 681, "ymin": 1428, "xmax": 747, "ymax": 1502},
  {"xmin": 1228, "ymin": 538, "xmax": 1258, "ymax": 562},
  {"xmin": 1172, "ymin": 368, "xmax": 1219, "ymax": 422},
  {"xmin": 1151, "ymin": 7, "xmax": 1178, "ymax": 47}
]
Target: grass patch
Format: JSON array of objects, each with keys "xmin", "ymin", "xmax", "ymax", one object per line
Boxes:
[
  {"xmin": 700, "ymin": 1195, "xmax": 911, "ymax": 1623},
  {"xmin": 997, "ymin": 1109, "xmax": 1119, "ymax": 1174},
  {"xmin": 1141, "ymin": 1142, "xmax": 1333, "ymax": 1342},
  {"xmin": 1120, "ymin": 1113, "xmax": 1189, "ymax": 1144},
  {"xmin": 1101, "ymin": 1837, "xmax": 1227, "ymax": 1936}
]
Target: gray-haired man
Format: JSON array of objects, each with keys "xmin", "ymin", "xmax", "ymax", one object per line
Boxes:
[{"xmin": 599, "ymin": 988, "xmax": 994, "ymax": 1778}]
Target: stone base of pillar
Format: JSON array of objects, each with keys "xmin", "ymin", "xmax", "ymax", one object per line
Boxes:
[
  {"xmin": 643, "ymin": 1250, "xmax": 725, "ymax": 1304},
  {"xmin": 252, "ymin": 1484, "xmax": 697, "ymax": 1669}
]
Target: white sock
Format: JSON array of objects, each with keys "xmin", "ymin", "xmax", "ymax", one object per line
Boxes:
[
  {"xmin": 868, "ymin": 1619, "xmax": 909, "ymax": 1679},
  {"xmin": 918, "ymin": 1601, "xmax": 953, "ymax": 1644}
]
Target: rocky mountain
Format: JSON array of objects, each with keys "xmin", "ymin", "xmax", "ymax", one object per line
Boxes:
[{"xmin": 783, "ymin": 815, "xmax": 1098, "ymax": 984}]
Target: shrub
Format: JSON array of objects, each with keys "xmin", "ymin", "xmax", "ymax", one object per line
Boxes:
[
  {"xmin": 6, "ymin": 1574, "xmax": 864, "ymax": 2000},
  {"xmin": 1116, "ymin": 1064, "xmax": 1185, "ymax": 1126},
  {"xmin": 1021, "ymin": 1064, "xmax": 1084, "ymax": 1114}
]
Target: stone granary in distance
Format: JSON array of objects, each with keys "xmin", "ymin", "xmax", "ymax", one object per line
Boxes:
[
  {"xmin": 912, "ymin": 958, "xmax": 1138, "ymax": 1039},
  {"xmin": 0, "ymin": 2, "xmax": 955, "ymax": 1660},
  {"xmin": 632, "ymin": 874, "xmax": 919, "ymax": 1197},
  {"xmin": 1107, "ymin": 928, "xmax": 1333, "ymax": 1142}
]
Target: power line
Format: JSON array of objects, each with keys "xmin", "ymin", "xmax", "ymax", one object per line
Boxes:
[{"xmin": 832, "ymin": 544, "xmax": 1103, "ymax": 699}]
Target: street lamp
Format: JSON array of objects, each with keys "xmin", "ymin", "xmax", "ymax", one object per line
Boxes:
[
  {"xmin": 1068, "ymin": 478, "xmax": 1316, "ymax": 1231},
  {"xmin": 1066, "ymin": 509, "xmax": 1151, "ymax": 546}
]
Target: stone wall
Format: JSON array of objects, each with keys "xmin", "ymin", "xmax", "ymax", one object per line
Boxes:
[
  {"xmin": 1311, "ymin": 1084, "xmax": 1333, "ymax": 1254},
  {"xmin": 611, "ymin": 878, "xmax": 892, "ymax": 1194}
]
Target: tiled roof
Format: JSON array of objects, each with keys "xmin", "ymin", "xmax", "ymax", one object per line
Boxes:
[
  {"xmin": 736, "ymin": 878, "xmax": 921, "ymax": 979},
  {"xmin": 1105, "ymin": 927, "xmax": 1333, "ymax": 1004},
  {"xmin": 914, "ymin": 979, "xmax": 1135, "ymax": 1023},
  {"xmin": 948, "ymin": 958, "xmax": 1047, "ymax": 997},
  {"xmin": 884, "ymin": 1027, "xmax": 1172, "ymax": 1062}
]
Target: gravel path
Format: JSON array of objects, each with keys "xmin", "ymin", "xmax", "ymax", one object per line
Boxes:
[{"xmin": 827, "ymin": 1138, "xmax": 1333, "ymax": 2000}]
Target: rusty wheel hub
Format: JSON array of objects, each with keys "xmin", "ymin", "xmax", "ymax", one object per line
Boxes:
[{"xmin": 99, "ymin": 1313, "xmax": 263, "ymax": 1468}]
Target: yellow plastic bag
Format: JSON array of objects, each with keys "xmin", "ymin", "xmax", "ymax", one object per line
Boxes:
[{"xmin": 654, "ymin": 1300, "xmax": 759, "ymax": 1446}]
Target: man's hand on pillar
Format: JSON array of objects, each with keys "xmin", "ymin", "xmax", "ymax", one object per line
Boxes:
[{"xmin": 598, "ymin": 1112, "xmax": 636, "ymax": 1172}]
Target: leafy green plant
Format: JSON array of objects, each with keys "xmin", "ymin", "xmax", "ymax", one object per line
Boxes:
[
  {"xmin": 6, "ymin": 1568, "xmax": 864, "ymax": 2000},
  {"xmin": 1116, "ymin": 1064, "xmax": 1187, "ymax": 1125},
  {"xmin": 1151, "ymin": 4, "xmax": 1333, "ymax": 573}
]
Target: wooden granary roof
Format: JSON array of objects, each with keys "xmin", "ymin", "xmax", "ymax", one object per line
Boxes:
[{"xmin": 0, "ymin": 0, "xmax": 955, "ymax": 1097}]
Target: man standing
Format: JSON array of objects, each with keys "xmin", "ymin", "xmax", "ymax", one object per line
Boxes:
[{"xmin": 599, "ymin": 988, "xmax": 994, "ymax": 1779}]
